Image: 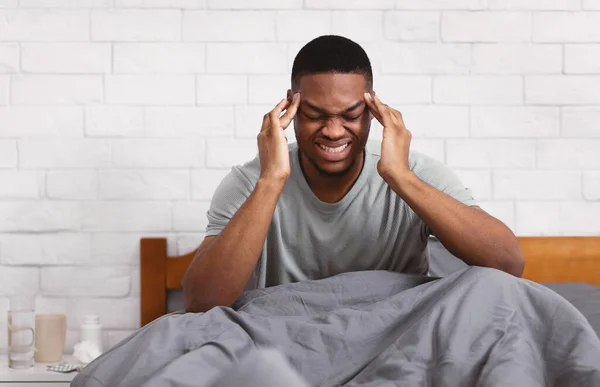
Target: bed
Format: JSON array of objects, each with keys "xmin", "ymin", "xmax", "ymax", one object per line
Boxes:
[
  {"xmin": 72, "ymin": 236, "xmax": 600, "ymax": 387},
  {"xmin": 140, "ymin": 236, "xmax": 600, "ymax": 328}
]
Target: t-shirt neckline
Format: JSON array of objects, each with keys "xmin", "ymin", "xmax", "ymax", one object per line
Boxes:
[{"xmin": 290, "ymin": 143, "xmax": 372, "ymax": 212}]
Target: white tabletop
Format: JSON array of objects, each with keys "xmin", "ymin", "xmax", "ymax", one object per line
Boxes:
[{"xmin": 0, "ymin": 356, "xmax": 78, "ymax": 382}]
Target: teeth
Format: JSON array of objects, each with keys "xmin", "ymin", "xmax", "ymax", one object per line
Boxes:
[{"xmin": 318, "ymin": 143, "xmax": 349, "ymax": 153}]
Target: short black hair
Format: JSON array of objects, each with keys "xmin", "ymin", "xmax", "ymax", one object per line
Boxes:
[{"xmin": 291, "ymin": 35, "xmax": 373, "ymax": 89}]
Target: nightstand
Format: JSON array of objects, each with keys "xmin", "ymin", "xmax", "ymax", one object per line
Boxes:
[{"xmin": 0, "ymin": 356, "xmax": 76, "ymax": 386}]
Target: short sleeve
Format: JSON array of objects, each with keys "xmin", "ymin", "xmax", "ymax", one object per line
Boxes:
[
  {"xmin": 409, "ymin": 151, "xmax": 478, "ymax": 238},
  {"xmin": 409, "ymin": 152, "xmax": 478, "ymax": 208},
  {"xmin": 205, "ymin": 166, "xmax": 255, "ymax": 237}
]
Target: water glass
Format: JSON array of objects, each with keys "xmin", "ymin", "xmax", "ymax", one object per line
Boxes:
[{"xmin": 7, "ymin": 296, "xmax": 35, "ymax": 369}]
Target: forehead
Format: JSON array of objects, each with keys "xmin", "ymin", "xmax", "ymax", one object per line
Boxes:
[{"xmin": 295, "ymin": 73, "xmax": 368, "ymax": 109}]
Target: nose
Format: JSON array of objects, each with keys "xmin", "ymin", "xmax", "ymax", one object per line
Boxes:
[{"xmin": 321, "ymin": 117, "xmax": 347, "ymax": 140}]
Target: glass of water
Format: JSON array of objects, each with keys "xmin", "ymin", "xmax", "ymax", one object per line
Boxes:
[{"xmin": 7, "ymin": 296, "xmax": 35, "ymax": 369}]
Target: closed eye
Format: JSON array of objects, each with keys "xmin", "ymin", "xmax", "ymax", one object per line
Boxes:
[
  {"xmin": 301, "ymin": 111, "xmax": 324, "ymax": 121},
  {"xmin": 302, "ymin": 112, "xmax": 362, "ymax": 121}
]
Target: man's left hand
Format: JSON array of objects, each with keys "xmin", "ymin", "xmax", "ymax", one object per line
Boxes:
[{"xmin": 364, "ymin": 92, "xmax": 413, "ymax": 186}]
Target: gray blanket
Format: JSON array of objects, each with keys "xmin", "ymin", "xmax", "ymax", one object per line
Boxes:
[{"xmin": 72, "ymin": 267, "xmax": 600, "ymax": 387}]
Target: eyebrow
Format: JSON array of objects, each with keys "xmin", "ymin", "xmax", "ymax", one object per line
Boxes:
[{"xmin": 301, "ymin": 100, "xmax": 365, "ymax": 116}]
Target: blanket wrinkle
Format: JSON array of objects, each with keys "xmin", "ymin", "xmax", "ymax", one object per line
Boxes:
[{"xmin": 72, "ymin": 267, "xmax": 600, "ymax": 387}]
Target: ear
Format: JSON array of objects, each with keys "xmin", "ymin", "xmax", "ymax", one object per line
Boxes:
[{"xmin": 286, "ymin": 89, "xmax": 293, "ymax": 102}]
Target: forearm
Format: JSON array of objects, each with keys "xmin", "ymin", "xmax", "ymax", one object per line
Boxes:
[
  {"xmin": 184, "ymin": 178, "xmax": 284, "ymax": 312},
  {"xmin": 389, "ymin": 173, "xmax": 524, "ymax": 276}
]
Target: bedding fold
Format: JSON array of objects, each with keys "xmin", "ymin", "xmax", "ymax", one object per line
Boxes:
[{"xmin": 72, "ymin": 267, "xmax": 600, "ymax": 387}]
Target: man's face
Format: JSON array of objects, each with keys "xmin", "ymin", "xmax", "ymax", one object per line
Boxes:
[{"xmin": 291, "ymin": 73, "xmax": 371, "ymax": 177}]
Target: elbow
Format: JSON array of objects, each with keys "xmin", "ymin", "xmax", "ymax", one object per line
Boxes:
[
  {"xmin": 183, "ymin": 281, "xmax": 208, "ymax": 313},
  {"xmin": 183, "ymin": 288, "xmax": 211, "ymax": 313},
  {"xmin": 503, "ymin": 255, "xmax": 525, "ymax": 278},
  {"xmin": 183, "ymin": 297, "xmax": 209, "ymax": 314},
  {"xmin": 183, "ymin": 285, "xmax": 233, "ymax": 313},
  {"xmin": 498, "ymin": 244, "xmax": 525, "ymax": 278}
]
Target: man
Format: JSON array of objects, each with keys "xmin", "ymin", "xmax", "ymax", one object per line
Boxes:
[{"xmin": 184, "ymin": 35, "xmax": 524, "ymax": 313}]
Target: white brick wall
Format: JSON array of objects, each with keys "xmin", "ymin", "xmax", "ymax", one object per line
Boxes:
[
  {"xmin": 378, "ymin": 43, "xmax": 471, "ymax": 74},
  {"xmin": 331, "ymin": 12, "xmax": 383, "ymax": 43},
  {"xmin": 0, "ymin": 140, "xmax": 17, "ymax": 168},
  {"xmin": 172, "ymin": 201, "xmax": 210, "ymax": 231},
  {"xmin": 145, "ymin": 107, "xmax": 234, "ymax": 137},
  {"xmin": 488, "ymin": 0, "xmax": 580, "ymax": 10},
  {"xmin": 98, "ymin": 170, "xmax": 190, "ymax": 200},
  {"xmin": 0, "ymin": 267, "xmax": 40, "ymax": 296},
  {"xmin": 470, "ymin": 107, "xmax": 560, "ymax": 138},
  {"xmin": 396, "ymin": 106, "xmax": 469, "ymax": 138},
  {"xmin": 446, "ymin": 140, "xmax": 536, "ymax": 168},
  {"xmin": 112, "ymin": 139, "xmax": 204, "ymax": 167},
  {"xmin": 280, "ymin": 11, "xmax": 332, "ymax": 42},
  {"xmin": 1, "ymin": 107, "xmax": 83, "ymax": 137},
  {"xmin": 47, "ymin": 170, "xmax": 99, "ymax": 200},
  {"xmin": 0, "ymin": 202, "xmax": 82, "ymax": 232},
  {"xmin": 533, "ymin": 12, "xmax": 600, "ymax": 42},
  {"xmin": 562, "ymin": 107, "xmax": 600, "ymax": 137},
  {"xmin": 206, "ymin": 43, "xmax": 287, "ymax": 73},
  {"xmin": 0, "ymin": 44, "xmax": 19, "ymax": 73},
  {"xmin": 538, "ymin": 140, "xmax": 600, "ymax": 169},
  {"xmin": 82, "ymin": 202, "xmax": 171, "ymax": 231},
  {"xmin": 91, "ymin": 10, "xmax": 181, "ymax": 41},
  {"xmin": 384, "ymin": 12, "xmax": 439, "ymax": 42},
  {"xmin": 21, "ymin": 43, "xmax": 111, "ymax": 74},
  {"xmin": 184, "ymin": 10, "xmax": 275, "ymax": 41},
  {"xmin": 20, "ymin": 139, "xmax": 111, "ymax": 169},
  {"xmin": 442, "ymin": 12, "xmax": 531, "ymax": 43},
  {"xmin": 0, "ymin": 2, "xmax": 599, "ymax": 355},
  {"xmin": 584, "ymin": 172, "xmax": 600, "ymax": 200},
  {"xmin": 191, "ymin": 168, "xmax": 230, "ymax": 200},
  {"xmin": 85, "ymin": 106, "xmax": 145, "ymax": 137},
  {"xmin": 105, "ymin": 75, "xmax": 195, "ymax": 105},
  {"xmin": 0, "ymin": 76, "xmax": 9, "ymax": 105},
  {"xmin": 11, "ymin": 75, "xmax": 103, "ymax": 105},
  {"xmin": 434, "ymin": 76, "xmax": 523, "ymax": 105},
  {"xmin": 0, "ymin": 10, "xmax": 89, "ymax": 41},
  {"xmin": 395, "ymin": 0, "xmax": 485, "ymax": 10},
  {"xmin": 0, "ymin": 171, "xmax": 44, "ymax": 199},
  {"xmin": 565, "ymin": 44, "xmax": 600, "ymax": 73},
  {"xmin": 471, "ymin": 44, "xmax": 562, "ymax": 74},
  {"xmin": 41, "ymin": 266, "xmax": 131, "ymax": 297},
  {"xmin": 0, "ymin": 234, "xmax": 92, "ymax": 265},
  {"xmin": 526, "ymin": 76, "xmax": 600, "ymax": 104},
  {"xmin": 196, "ymin": 75, "xmax": 247, "ymax": 105},
  {"xmin": 114, "ymin": 43, "xmax": 206, "ymax": 73}
]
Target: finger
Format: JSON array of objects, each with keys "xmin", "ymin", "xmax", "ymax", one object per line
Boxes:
[
  {"xmin": 266, "ymin": 98, "xmax": 289, "ymax": 131},
  {"xmin": 366, "ymin": 92, "xmax": 388, "ymax": 122},
  {"xmin": 364, "ymin": 93, "xmax": 383, "ymax": 123},
  {"xmin": 260, "ymin": 112, "xmax": 271, "ymax": 132},
  {"xmin": 375, "ymin": 94, "xmax": 398, "ymax": 128},
  {"xmin": 372, "ymin": 94, "xmax": 388, "ymax": 116},
  {"xmin": 280, "ymin": 93, "xmax": 300, "ymax": 129},
  {"xmin": 387, "ymin": 107, "xmax": 406, "ymax": 129}
]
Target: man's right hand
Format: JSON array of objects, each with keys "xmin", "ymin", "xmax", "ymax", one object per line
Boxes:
[{"xmin": 257, "ymin": 93, "xmax": 300, "ymax": 186}]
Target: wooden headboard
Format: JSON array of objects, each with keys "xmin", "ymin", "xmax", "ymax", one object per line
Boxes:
[{"xmin": 140, "ymin": 236, "xmax": 600, "ymax": 326}]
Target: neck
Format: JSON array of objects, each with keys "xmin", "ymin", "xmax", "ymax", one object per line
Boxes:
[{"xmin": 299, "ymin": 150, "xmax": 365, "ymax": 204}]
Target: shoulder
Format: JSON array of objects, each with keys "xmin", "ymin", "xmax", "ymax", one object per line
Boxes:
[
  {"xmin": 408, "ymin": 150, "xmax": 460, "ymax": 190},
  {"xmin": 366, "ymin": 140, "xmax": 474, "ymax": 201},
  {"xmin": 408, "ymin": 150, "xmax": 450, "ymax": 178},
  {"xmin": 210, "ymin": 154, "xmax": 260, "ymax": 207},
  {"xmin": 408, "ymin": 150, "xmax": 477, "ymax": 206},
  {"xmin": 364, "ymin": 141, "xmax": 451, "ymax": 180}
]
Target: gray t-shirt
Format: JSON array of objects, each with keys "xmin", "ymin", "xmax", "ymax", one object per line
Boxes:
[{"xmin": 206, "ymin": 142, "xmax": 477, "ymax": 290}]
